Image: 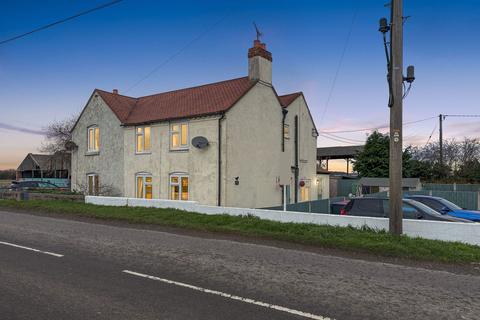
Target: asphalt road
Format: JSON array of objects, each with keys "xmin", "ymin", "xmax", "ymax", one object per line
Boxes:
[{"xmin": 0, "ymin": 209, "xmax": 479, "ymax": 320}]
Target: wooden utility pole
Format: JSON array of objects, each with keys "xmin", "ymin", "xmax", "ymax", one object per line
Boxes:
[
  {"xmin": 389, "ymin": 0, "xmax": 403, "ymax": 235},
  {"xmin": 439, "ymin": 114, "xmax": 443, "ymax": 168}
]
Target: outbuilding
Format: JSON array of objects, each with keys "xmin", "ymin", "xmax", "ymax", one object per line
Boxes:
[{"xmin": 16, "ymin": 152, "xmax": 70, "ymax": 180}]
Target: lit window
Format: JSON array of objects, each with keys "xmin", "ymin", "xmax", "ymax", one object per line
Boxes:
[
  {"xmin": 170, "ymin": 122, "xmax": 188, "ymax": 149},
  {"xmin": 136, "ymin": 126, "xmax": 151, "ymax": 153},
  {"xmin": 300, "ymin": 180, "xmax": 311, "ymax": 202},
  {"xmin": 87, "ymin": 126, "xmax": 100, "ymax": 152},
  {"xmin": 170, "ymin": 174, "xmax": 189, "ymax": 200},
  {"xmin": 300, "ymin": 186, "xmax": 310, "ymax": 202},
  {"xmin": 136, "ymin": 174, "xmax": 153, "ymax": 199},
  {"xmin": 87, "ymin": 174, "xmax": 99, "ymax": 195},
  {"xmin": 283, "ymin": 124, "xmax": 290, "ymax": 139}
]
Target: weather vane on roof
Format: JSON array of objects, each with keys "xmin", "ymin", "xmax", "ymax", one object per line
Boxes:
[{"xmin": 253, "ymin": 22, "xmax": 263, "ymax": 41}]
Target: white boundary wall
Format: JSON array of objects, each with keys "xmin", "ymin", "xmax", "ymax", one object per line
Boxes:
[{"xmin": 85, "ymin": 196, "xmax": 480, "ymax": 246}]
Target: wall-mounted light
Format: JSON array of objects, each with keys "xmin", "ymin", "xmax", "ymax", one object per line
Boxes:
[{"xmin": 234, "ymin": 177, "xmax": 239, "ymax": 185}]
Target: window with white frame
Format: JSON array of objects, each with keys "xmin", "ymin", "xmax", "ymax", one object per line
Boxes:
[
  {"xmin": 170, "ymin": 122, "xmax": 188, "ymax": 149},
  {"xmin": 87, "ymin": 174, "xmax": 99, "ymax": 195},
  {"xmin": 136, "ymin": 126, "xmax": 151, "ymax": 153},
  {"xmin": 283, "ymin": 124, "xmax": 290, "ymax": 139},
  {"xmin": 170, "ymin": 173, "xmax": 189, "ymax": 200},
  {"xmin": 87, "ymin": 126, "xmax": 100, "ymax": 152},
  {"xmin": 136, "ymin": 174, "xmax": 153, "ymax": 199}
]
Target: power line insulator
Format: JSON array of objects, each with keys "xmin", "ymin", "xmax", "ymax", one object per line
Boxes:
[
  {"xmin": 405, "ymin": 65, "xmax": 415, "ymax": 83},
  {"xmin": 379, "ymin": 18, "xmax": 390, "ymax": 34}
]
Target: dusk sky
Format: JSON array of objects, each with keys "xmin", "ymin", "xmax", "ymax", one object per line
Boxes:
[{"xmin": 1, "ymin": 0, "xmax": 479, "ymax": 170}]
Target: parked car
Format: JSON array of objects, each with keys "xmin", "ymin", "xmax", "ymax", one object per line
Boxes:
[
  {"xmin": 9, "ymin": 180, "xmax": 60, "ymax": 191},
  {"xmin": 406, "ymin": 195, "xmax": 480, "ymax": 222},
  {"xmin": 341, "ymin": 197, "xmax": 472, "ymax": 222}
]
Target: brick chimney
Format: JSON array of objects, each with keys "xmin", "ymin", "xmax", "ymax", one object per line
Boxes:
[
  {"xmin": 248, "ymin": 40, "xmax": 272, "ymax": 84},
  {"xmin": 112, "ymin": 89, "xmax": 118, "ymax": 94}
]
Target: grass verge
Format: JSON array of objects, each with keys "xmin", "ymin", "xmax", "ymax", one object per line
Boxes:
[{"xmin": 1, "ymin": 199, "xmax": 479, "ymax": 264}]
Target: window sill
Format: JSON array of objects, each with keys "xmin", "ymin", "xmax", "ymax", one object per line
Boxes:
[
  {"xmin": 169, "ymin": 148, "xmax": 189, "ymax": 152},
  {"xmin": 85, "ymin": 151, "xmax": 100, "ymax": 156},
  {"xmin": 135, "ymin": 151, "xmax": 152, "ymax": 155}
]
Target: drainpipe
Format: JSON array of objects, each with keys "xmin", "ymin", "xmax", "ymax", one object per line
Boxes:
[
  {"xmin": 218, "ymin": 113, "xmax": 225, "ymax": 206},
  {"xmin": 281, "ymin": 108, "xmax": 288, "ymax": 152},
  {"xmin": 294, "ymin": 115, "xmax": 299, "ymax": 203}
]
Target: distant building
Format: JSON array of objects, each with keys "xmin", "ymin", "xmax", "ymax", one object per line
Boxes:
[
  {"xmin": 16, "ymin": 152, "xmax": 71, "ymax": 180},
  {"xmin": 317, "ymin": 145, "xmax": 364, "ymax": 173},
  {"xmin": 358, "ymin": 177, "xmax": 421, "ymax": 195},
  {"xmin": 70, "ymin": 39, "xmax": 318, "ymax": 208}
]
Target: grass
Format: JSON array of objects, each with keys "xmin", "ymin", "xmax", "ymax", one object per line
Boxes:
[
  {"xmin": 1, "ymin": 199, "xmax": 480, "ymax": 264},
  {"xmin": 28, "ymin": 189, "xmax": 81, "ymax": 195}
]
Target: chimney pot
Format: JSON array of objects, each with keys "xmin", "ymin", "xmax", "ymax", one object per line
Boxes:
[{"xmin": 113, "ymin": 89, "xmax": 118, "ymax": 94}]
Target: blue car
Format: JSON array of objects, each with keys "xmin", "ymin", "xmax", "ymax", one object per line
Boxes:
[{"xmin": 406, "ymin": 195, "xmax": 480, "ymax": 222}]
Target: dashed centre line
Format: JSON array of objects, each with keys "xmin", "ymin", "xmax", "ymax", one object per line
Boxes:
[
  {"xmin": 123, "ymin": 270, "xmax": 333, "ymax": 320},
  {"xmin": 0, "ymin": 241, "xmax": 64, "ymax": 257}
]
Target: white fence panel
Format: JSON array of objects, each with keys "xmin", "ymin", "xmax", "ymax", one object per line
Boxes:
[
  {"xmin": 85, "ymin": 196, "xmax": 480, "ymax": 246},
  {"xmin": 86, "ymin": 196, "xmax": 128, "ymax": 207}
]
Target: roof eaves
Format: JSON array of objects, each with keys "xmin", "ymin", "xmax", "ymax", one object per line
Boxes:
[
  {"xmin": 279, "ymin": 92, "xmax": 302, "ymax": 107},
  {"xmin": 121, "ymin": 111, "xmax": 225, "ymax": 127}
]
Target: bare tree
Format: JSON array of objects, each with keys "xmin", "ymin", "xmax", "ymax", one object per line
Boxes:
[
  {"xmin": 409, "ymin": 137, "xmax": 480, "ymax": 181},
  {"xmin": 40, "ymin": 114, "xmax": 78, "ymax": 153},
  {"xmin": 459, "ymin": 138, "xmax": 480, "ymax": 164},
  {"xmin": 73, "ymin": 181, "xmax": 120, "ymax": 197}
]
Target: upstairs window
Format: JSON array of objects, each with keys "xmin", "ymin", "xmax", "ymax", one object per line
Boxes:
[
  {"xmin": 170, "ymin": 122, "xmax": 188, "ymax": 150},
  {"xmin": 87, "ymin": 126, "xmax": 100, "ymax": 152},
  {"xmin": 283, "ymin": 124, "xmax": 290, "ymax": 139},
  {"xmin": 136, "ymin": 174, "xmax": 153, "ymax": 199},
  {"xmin": 170, "ymin": 174, "xmax": 189, "ymax": 200},
  {"xmin": 136, "ymin": 126, "xmax": 151, "ymax": 153},
  {"xmin": 87, "ymin": 174, "xmax": 99, "ymax": 195}
]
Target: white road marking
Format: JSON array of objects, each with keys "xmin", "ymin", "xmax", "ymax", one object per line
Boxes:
[
  {"xmin": 0, "ymin": 241, "xmax": 64, "ymax": 257},
  {"xmin": 123, "ymin": 270, "xmax": 333, "ymax": 320}
]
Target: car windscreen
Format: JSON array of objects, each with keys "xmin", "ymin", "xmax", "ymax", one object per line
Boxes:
[
  {"xmin": 404, "ymin": 199, "xmax": 442, "ymax": 216},
  {"xmin": 439, "ymin": 198, "xmax": 462, "ymax": 211}
]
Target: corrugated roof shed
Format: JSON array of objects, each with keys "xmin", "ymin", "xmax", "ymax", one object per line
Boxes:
[
  {"xmin": 317, "ymin": 145, "xmax": 364, "ymax": 159},
  {"xmin": 359, "ymin": 177, "xmax": 421, "ymax": 188}
]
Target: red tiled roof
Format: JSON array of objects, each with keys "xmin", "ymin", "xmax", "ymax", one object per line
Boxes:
[
  {"xmin": 96, "ymin": 77, "xmax": 256, "ymax": 125},
  {"xmin": 278, "ymin": 92, "xmax": 302, "ymax": 107},
  {"xmin": 96, "ymin": 90, "xmax": 137, "ymax": 122}
]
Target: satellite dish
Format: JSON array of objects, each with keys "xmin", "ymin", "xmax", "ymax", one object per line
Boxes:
[{"xmin": 192, "ymin": 136, "xmax": 209, "ymax": 149}]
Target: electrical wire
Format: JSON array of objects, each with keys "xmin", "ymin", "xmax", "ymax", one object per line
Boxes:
[
  {"xmin": 321, "ymin": 132, "xmax": 365, "ymax": 143},
  {"xmin": 124, "ymin": 11, "xmax": 231, "ymax": 93},
  {"xmin": 318, "ymin": 8, "xmax": 358, "ymax": 125},
  {"xmin": 0, "ymin": 0, "xmax": 123, "ymax": 45},
  {"xmin": 383, "ymin": 31, "xmax": 394, "ymax": 108},
  {"xmin": 402, "ymin": 82, "xmax": 412, "ymax": 99},
  {"xmin": 424, "ymin": 122, "xmax": 438, "ymax": 146},
  {"xmin": 320, "ymin": 116, "xmax": 437, "ymax": 134},
  {"xmin": 444, "ymin": 114, "xmax": 480, "ymax": 118},
  {"xmin": 318, "ymin": 134, "xmax": 357, "ymax": 146}
]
